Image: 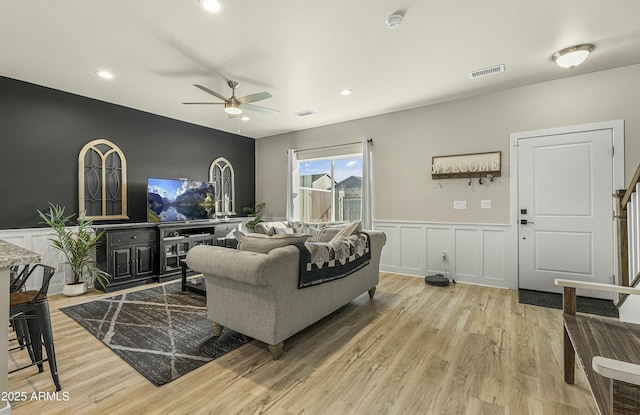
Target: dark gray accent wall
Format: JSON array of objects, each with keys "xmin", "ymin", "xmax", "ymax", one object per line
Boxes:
[{"xmin": 0, "ymin": 76, "xmax": 255, "ymax": 229}]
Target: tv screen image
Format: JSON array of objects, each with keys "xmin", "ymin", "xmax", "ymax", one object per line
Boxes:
[{"xmin": 147, "ymin": 178, "xmax": 217, "ymax": 222}]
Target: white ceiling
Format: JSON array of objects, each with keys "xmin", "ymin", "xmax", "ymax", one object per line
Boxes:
[{"xmin": 2, "ymin": 1, "xmax": 640, "ymax": 139}]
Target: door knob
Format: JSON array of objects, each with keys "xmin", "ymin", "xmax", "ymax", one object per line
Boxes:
[{"xmin": 520, "ymin": 219, "xmax": 534, "ymax": 225}]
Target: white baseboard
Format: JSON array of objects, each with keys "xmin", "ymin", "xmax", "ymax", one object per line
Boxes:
[{"xmin": 374, "ymin": 220, "xmax": 513, "ymax": 290}]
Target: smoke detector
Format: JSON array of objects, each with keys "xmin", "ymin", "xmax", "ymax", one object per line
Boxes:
[{"xmin": 385, "ymin": 13, "xmax": 403, "ymax": 29}]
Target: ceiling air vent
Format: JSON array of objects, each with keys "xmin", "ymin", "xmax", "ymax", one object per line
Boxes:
[
  {"xmin": 468, "ymin": 64, "xmax": 505, "ymax": 79},
  {"xmin": 294, "ymin": 110, "xmax": 316, "ymax": 117}
]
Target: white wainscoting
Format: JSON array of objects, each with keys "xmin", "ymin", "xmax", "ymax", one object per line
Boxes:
[
  {"xmin": 374, "ymin": 220, "xmax": 513, "ymax": 289},
  {"xmin": 0, "ymin": 227, "xmax": 78, "ymax": 294}
]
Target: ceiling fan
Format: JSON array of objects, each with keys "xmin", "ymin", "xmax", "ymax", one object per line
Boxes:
[{"xmin": 183, "ymin": 81, "xmax": 279, "ymax": 116}]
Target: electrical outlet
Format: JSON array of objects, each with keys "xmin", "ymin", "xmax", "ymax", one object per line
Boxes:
[
  {"xmin": 441, "ymin": 251, "xmax": 447, "ymax": 261},
  {"xmin": 453, "ymin": 200, "xmax": 467, "ymax": 209}
]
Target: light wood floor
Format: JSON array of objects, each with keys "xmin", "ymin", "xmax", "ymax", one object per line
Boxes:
[{"xmin": 8, "ymin": 273, "xmax": 598, "ymax": 415}]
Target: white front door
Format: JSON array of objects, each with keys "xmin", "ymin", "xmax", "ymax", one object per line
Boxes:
[{"xmin": 517, "ymin": 128, "xmax": 615, "ymax": 299}]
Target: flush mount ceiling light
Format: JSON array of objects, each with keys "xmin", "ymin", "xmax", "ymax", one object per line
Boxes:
[
  {"xmin": 95, "ymin": 70, "xmax": 114, "ymax": 79},
  {"xmin": 199, "ymin": 0, "xmax": 223, "ymax": 14},
  {"xmin": 552, "ymin": 44, "xmax": 594, "ymax": 69},
  {"xmin": 385, "ymin": 13, "xmax": 403, "ymax": 29},
  {"xmin": 339, "ymin": 89, "xmax": 352, "ymax": 96}
]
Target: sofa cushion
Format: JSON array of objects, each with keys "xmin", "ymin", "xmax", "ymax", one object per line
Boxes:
[{"xmin": 234, "ymin": 231, "xmax": 311, "ymax": 254}]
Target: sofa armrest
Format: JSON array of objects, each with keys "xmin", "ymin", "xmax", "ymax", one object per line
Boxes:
[
  {"xmin": 365, "ymin": 230, "xmax": 387, "ymax": 256},
  {"xmin": 186, "ymin": 244, "xmax": 297, "ymax": 286}
]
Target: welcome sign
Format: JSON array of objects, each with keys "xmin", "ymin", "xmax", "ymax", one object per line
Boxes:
[{"xmin": 431, "ymin": 151, "xmax": 501, "ymax": 179}]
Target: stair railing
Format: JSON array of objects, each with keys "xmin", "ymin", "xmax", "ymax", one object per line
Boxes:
[{"xmin": 615, "ymin": 163, "xmax": 640, "ymax": 304}]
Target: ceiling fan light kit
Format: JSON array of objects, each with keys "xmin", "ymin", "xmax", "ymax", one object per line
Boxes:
[
  {"xmin": 184, "ymin": 80, "xmax": 279, "ymax": 119},
  {"xmin": 552, "ymin": 44, "xmax": 594, "ymax": 68},
  {"xmin": 224, "ymin": 102, "xmax": 242, "ymax": 115}
]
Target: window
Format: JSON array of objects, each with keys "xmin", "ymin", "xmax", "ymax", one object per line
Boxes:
[
  {"xmin": 209, "ymin": 157, "xmax": 235, "ymax": 215},
  {"xmin": 298, "ymin": 155, "xmax": 363, "ymax": 222},
  {"xmin": 78, "ymin": 139, "xmax": 128, "ymax": 220}
]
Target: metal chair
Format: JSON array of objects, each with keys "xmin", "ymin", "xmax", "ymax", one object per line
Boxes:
[
  {"xmin": 9, "ymin": 264, "xmax": 31, "ymax": 350},
  {"xmin": 9, "ymin": 264, "xmax": 61, "ymax": 391},
  {"xmin": 9, "ymin": 264, "xmax": 30, "ymax": 292}
]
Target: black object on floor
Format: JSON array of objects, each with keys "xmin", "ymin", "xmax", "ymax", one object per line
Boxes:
[
  {"xmin": 61, "ymin": 282, "xmax": 251, "ymax": 386},
  {"xmin": 518, "ymin": 289, "xmax": 619, "ymax": 318},
  {"xmin": 425, "ymin": 274, "xmax": 450, "ymax": 287}
]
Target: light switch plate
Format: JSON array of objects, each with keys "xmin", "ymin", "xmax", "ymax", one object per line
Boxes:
[
  {"xmin": 453, "ymin": 200, "xmax": 467, "ymax": 209},
  {"xmin": 481, "ymin": 200, "xmax": 492, "ymax": 209}
]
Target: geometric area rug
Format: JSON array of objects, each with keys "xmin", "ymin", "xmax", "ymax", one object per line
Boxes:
[{"xmin": 60, "ymin": 282, "xmax": 252, "ymax": 386}]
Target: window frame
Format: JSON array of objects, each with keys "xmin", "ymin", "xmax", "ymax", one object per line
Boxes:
[
  {"xmin": 208, "ymin": 157, "xmax": 236, "ymax": 216},
  {"xmin": 78, "ymin": 138, "xmax": 128, "ymax": 220},
  {"xmin": 298, "ymin": 153, "xmax": 362, "ymax": 223}
]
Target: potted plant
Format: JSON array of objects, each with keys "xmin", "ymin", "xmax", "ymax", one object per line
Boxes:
[
  {"xmin": 38, "ymin": 203, "xmax": 110, "ymax": 295},
  {"xmin": 243, "ymin": 202, "xmax": 266, "ymax": 231}
]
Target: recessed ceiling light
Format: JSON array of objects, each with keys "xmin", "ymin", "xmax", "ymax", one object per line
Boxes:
[
  {"xmin": 95, "ymin": 70, "xmax": 114, "ymax": 79},
  {"xmin": 199, "ymin": 0, "xmax": 223, "ymax": 14},
  {"xmin": 240, "ymin": 116, "xmax": 250, "ymax": 121},
  {"xmin": 552, "ymin": 44, "xmax": 594, "ymax": 69},
  {"xmin": 339, "ymin": 89, "xmax": 352, "ymax": 96}
]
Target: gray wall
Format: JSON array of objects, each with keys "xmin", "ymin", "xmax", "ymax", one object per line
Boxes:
[
  {"xmin": 256, "ymin": 64, "xmax": 640, "ymax": 223},
  {"xmin": 0, "ymin": 76, "xmax": 256, "ymax": 229}
]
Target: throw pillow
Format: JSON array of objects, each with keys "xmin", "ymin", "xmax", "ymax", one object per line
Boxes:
[
  {"xmin": 306, "ymin": 227, "xmax": 322, "ymax": 242},
  {"xmin": 330, "ymin": 221, "xmax": 362, "ymax": 242},
  {"xmin": 253, "ymin": 223, "xmax": 271, "ymax": 235},
  {"xmin": 274, "ymin": 227, "xmax": 294, "ymax": 235},
  {"xmin": 316, "ymin": 223, "xmax": 349, "ymax": 243},
  {"xmin": 233, "ymin": 231, "xmax": 311, "ymax": 254}
]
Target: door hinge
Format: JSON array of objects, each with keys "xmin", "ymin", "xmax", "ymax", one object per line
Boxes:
[{"xmin": 611, "ymin": 146, "xmax": 615, "ymax": 157}]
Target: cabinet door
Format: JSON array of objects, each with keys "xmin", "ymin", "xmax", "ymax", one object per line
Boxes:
[
  {"xmin": 112, "ymin": 248, "xmax": 133, "ymax": 280},
  {"xmin": 136, "ymin": 244, "xmax": 156, "ymax": 277}
]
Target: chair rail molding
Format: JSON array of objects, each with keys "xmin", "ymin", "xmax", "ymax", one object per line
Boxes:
[{"xmin": 373, "ymin": 220, "xmax": 512, "ymax": 289}]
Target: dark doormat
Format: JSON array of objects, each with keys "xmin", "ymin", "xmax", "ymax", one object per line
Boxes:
[
  {"xmin": 518, "ymin": 289, "xmax": 619, "ymax": 318},
  {"xmin": 61, "ymin": 282, "xmax": 252, "ymax": 386}
]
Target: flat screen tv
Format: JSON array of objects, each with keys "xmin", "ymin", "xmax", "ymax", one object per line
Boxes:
[{"xmin": 147, "ymin": 178, "xmax": 217, "ymax": 222}]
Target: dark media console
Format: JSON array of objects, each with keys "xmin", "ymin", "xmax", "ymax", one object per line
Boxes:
[{"xmin": 95, "ymin": 219, "xmax": 242, "ymax": 292}]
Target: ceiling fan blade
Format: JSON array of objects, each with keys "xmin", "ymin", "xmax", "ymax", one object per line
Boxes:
[
  {"xmin": 194, "ymin": 84, "xmax": 228, "ymax": 102},
  {"xmin": 237, "ymin": 92, "xmax": 272, "ymax": 105},
  {"xmin": 182, "ymin": 102, "xmax": 224, "ymax": 105},
  {"xmin": 243, "ymin": 104, "xmax": 280, "ymax": 115}
]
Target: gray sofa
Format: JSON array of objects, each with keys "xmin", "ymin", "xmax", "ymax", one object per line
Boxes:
[{"xmin": 185, "ymin": 229, "xmax": 386, "ymax": 359}]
